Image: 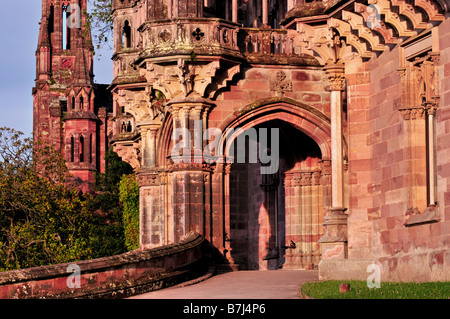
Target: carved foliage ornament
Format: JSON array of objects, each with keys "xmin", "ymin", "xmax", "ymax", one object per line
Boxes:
[
  {"xmin": 159, "ymin": 29, "xmax": 171, "ymax": 43},
  {"xmin": 270, "ymin": 71, "xmax": 292, "ymax": 95},
  {"xmin": 326, "ymin": 72, "xmax": 346, "ymax": 91}
]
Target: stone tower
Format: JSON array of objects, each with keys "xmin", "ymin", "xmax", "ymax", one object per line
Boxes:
[{"xmin": 33, "ymin": 0, "xmax": 112, "ymax": 191}]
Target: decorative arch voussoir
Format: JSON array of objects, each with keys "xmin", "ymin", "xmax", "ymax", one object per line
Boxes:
[{"xmin": 217, "ymin": 97, "xmax": 332, "ymax": 159}]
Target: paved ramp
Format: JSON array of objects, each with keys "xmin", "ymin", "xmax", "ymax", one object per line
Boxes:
[{"xmin": 129, "ymin": 270, "xmax": 318, "ymax": 299}]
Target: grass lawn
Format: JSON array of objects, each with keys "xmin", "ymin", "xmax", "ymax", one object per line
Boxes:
[{"xmin": 300, "ymin": 280, "xmax": 450, "ymax": 299}]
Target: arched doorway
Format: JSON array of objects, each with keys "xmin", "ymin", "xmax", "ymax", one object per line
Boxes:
[
  {"xmin": 226, "ymin": 120, "xmax": 324, "ymax": 270},
  {"xmin": 218, "ymin": 100, "xmax": 332, "ymax": 270}
]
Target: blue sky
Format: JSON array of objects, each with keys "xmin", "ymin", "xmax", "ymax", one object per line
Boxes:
[{"xmin": 0, "ymin": 0, "xmax": 113, "ymax": 137}]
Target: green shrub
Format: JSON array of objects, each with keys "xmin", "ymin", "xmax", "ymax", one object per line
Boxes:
[{"xmin": 119, "ymin": 174, "xmax": 139, "ymax": 251}]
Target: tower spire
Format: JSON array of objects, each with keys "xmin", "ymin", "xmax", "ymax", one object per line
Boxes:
[{"xmin": 33, "ymin": 0, "xmax": 108, "ymax": 192}]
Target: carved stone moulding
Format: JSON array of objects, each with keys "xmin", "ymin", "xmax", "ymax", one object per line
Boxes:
[
  {"xmin": 399, "ymin": 106, "xmax": 426, "ymax": 120},
  {"xmin": 169, "ymin": 161, "xmax": 213, "ymax": 172},
  {"xmin": 137, "ymin": 171, "xmax": 160, "ymax": 187}
]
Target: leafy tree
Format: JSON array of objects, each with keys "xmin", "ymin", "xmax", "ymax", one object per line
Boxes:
[
  {"xmin": 0, "ymin": 128, "xmax": 140, "ymax": 271},
  {"xmin": 84, "ymin": 0, "xmax": 114, "ymax": 51},
  {"xmin": 0, "ymin": 128, "xmax": 94, "ymax": 271}
]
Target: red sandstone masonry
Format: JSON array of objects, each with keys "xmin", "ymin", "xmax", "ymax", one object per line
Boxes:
[{"xmin": 0, "ymin": 233, "xmax": 209, "ymax": 299}]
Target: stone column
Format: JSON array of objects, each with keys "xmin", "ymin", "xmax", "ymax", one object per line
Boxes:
[
  {"xmin": 426, "ymin": 52, "xmax": 439, "ymax": 208},
  {"xmin": 137, "ymin": 120, "xmax": 164, "ymax": 249},
  {"xmin": 262, "ymin": 0, "xmax": 269, "ymax": 26},
  {"xmin": 138, "ymin": 171, "xmax": 165, "ymax": 249},
  {"xmin": 168, "ymin": 0, "xmax": 173, "ymax": 18},
  {"xmin": 223, "ymin": 163, "xmax": 236, "ymax": 264},
  {"xmin": 283, "ymin": 169, "xmax": 323, "ymax": 270},
  {"xmin": 211, "ymin": 163, "xmax": 225, "ymax": 251},
  {"xmin": 319, "ymin": 63, "xmax": 348, "ymax": 260},
  {"xmin": 427, "ymin": 105, "xmax": 437, "ymax": 206},
  {"xmin": 283, "ymin": 172, "xmax": 295, "ymax": 268},
  {"xmin": 139, "ymin": 120, "xmax": 160, "ymax": 168},
  {"xmin": 232, "ymin": 0, "xmax": 238, "ymax": 23},
  {"xmin": 167, "ymin": 98, "xmax": 213, "ymax": 243}
]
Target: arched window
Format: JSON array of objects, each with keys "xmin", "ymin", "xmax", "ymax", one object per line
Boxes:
[
  {"xmin": 122, "ymin": 20, "xmax": 131, "ymax": 48},
  {"xmin": 127, "ymin": 121, "xmax": 132, "ymax": 132},
  {"xmin": 70, "ymin": 136, "xmax": 75, "ymax": 162},
  {"xmin": 72, "ymin": 96, "xmax": 75, "ymax": 109},
  {"xmin": 80, "ymin": 96, "xmax": 84, "ymax": 110},
  {"xmin": 79, "ymin": 135, "xmax": 85, "ymax": 163}
]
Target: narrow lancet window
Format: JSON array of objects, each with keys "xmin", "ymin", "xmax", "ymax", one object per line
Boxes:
[
  {"xmin": 79, "ymin": 135, "xmax": 85, "ymax": 163},
  {"xmin": 123, "ymin": 20, "xmax": 131, "ymax": 48},
  {"xmin": 70, "ymin": 136, "xmax": 75, "ymax": 162}
]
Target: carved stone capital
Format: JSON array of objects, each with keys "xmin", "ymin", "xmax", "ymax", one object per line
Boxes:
[
  {"xmin": 170, "ymin": 161, "xmax": 213, "ymax": 172},
  {"xmin": 399, "ymin": 106, "xmax": 426, "ymax": 120},
  {"xmin": 320, "ymin": 159, "xmax": 332, "ymax": 176},
  {"xmin": 137, "ymin": 172, "xmax": 160, "ymax": 187},
  {"xmin": 312, "ymin": 170, "xmax": 322, "ymax": 186},
  {"xmin": 324, "ymin": 63, "xmax": 346, "ymax": 91},
  {"xmin": 326, "ymin": 72, "xmax": 346, "ymax": 91}
]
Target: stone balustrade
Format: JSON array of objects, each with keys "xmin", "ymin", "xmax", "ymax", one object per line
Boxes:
[
  {"xmin": 240, "ymin": 28, "xmax": 294, "ymax": 56},
  {"xmin": 130, "ymin": 20, "xmax": 309, "ymax": 65},
  {"xmin": 138, "ymin": 18, "xmax": 240, "ymax": 60}
]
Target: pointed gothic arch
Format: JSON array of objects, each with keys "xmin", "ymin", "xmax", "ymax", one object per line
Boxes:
[
  {"xmin": 211, "ymin": 98, "xmax": 334, "ymax": 270},
  {"xmin": 217, "ymin": 97, "xmax": 333, "ymax": 160}
]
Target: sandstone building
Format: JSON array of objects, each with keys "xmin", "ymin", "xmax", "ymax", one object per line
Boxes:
[{"xmin": 34, "ymin": 0, "xmax": 450, "ymax": 282}]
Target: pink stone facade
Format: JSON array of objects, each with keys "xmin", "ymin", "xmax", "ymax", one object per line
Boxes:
[{"xmin": 35, "ymin": 0, "xmax": 450, "ymax": 281}]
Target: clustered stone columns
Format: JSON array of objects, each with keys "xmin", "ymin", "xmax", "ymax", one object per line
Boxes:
[
  {"xmin": 139, "ymin": 121, "xmax": 161, "ymax": 168},
  {"xmin": 169, "ymin": 98, "xmax": 213, "ymax": 243},
  {"xmin": 137, "ymin": 118, "xmax": 165, "ymax": 249},
  {"xmin": 138, "ymin": 97, "xmax": 215, "ymax": 249},
  {"xmin": 284, "ymin": 169, "xmax": 323, "ymax": 269},
  {"xmin": 319, "ymin": 63, "xmax": 348, "ymax": 260}
]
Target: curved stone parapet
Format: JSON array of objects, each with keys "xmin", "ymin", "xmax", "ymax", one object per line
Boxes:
[{"xmin": 0, "ymin": 233, "xmax": 210, "ymax": 299}]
